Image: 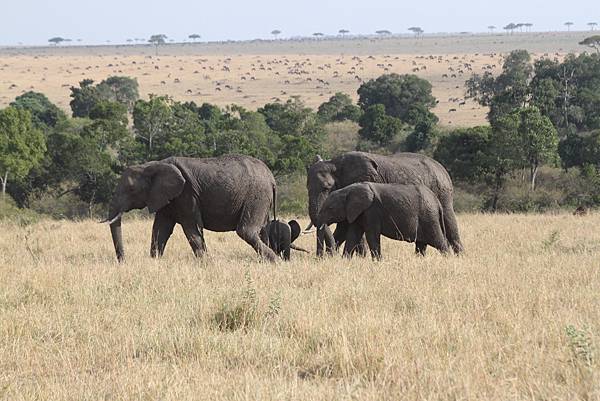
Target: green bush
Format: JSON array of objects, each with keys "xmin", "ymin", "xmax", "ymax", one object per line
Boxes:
[
  {"xmin": 276, "ymin": 173, "xmax": 308, "ymax": 217},
  {"xmin": 0, "ymin": 195, "xmax": 41, "ymax": 224}
]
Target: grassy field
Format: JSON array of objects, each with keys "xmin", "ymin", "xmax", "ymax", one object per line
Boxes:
[
  {"xmin": 1, "ymin": 213, "xmax": 598, "ymax": 400},
  {"xmin": 0, "ymin": 32, "xmax": 592, "ymax": 127}
]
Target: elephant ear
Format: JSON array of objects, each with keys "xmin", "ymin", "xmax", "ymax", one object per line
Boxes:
[
  {"xmin": 143, "ymin": 162, "xmax": 186, "ymax": 213},
  {"xmin": 288, "ymin": 220, "xmax": 301, "ymax": 243},
  {"xmin": 346, "ymin": 184, "xmax": 374, "ymax": 223}
]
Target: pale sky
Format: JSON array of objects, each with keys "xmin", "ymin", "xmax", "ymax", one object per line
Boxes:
[{"xmin": 1, "ymin": 0, "xmax": 598, "ymax": 45}]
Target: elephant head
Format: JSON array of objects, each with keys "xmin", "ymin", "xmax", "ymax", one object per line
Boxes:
[
  {"xmin": 306, "ymin": 155, "xmax": 336, "ymax": 225},
  {"xmin": 307, "ymin": 153, "xmax": 379, "ymax": 253},
  {"xmin": 106, "ymin": 161, "xmax": 185, "ymax": 262},
  {"xmin": 316, "ymin": 183, "xmax": 374, "ymax": 227}
]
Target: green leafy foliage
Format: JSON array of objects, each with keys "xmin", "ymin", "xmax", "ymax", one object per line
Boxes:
[
  {"xmin": 358, "ymin": 104, "xmax": 403, "ymax": 147},
  {"xmin": 317, "ymin": 92, "xmax": 362, "ymax": 123},
  {"xmin": 0, "ymin": 107, "xmax": 46, "ymax": 194},
  {"xmin": 10, "ymin": 92, "xmax": 66, "ymax": 128},
  {"xmin": 70, "ymin": 77, "xmax": 139, "ymax": 118},
  {"xmin": 357, "ymin": 74, "xmax": 436, "ymax": 123}
]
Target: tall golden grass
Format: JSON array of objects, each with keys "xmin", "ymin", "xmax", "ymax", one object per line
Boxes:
[{"xmin": 1, "ymin": 213, "xmax": 598, "ymax": 400}]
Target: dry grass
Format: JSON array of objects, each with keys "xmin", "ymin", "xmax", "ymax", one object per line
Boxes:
[{"xmin": 0, "ymin": 213, "xmax": 599, "ymax": 400}]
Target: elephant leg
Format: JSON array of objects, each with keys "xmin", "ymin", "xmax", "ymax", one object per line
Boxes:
[
  {"xmin": 237, "ymin": 226, "xmax": 277, "ymax": 262},
  {"xmin": 415, "ymin": 242, "xmax": 428, "ymax": 256},
  {"xmin": 150, "ymin": 212, "xmax": 176, "ymax": 257},
  {"xmin": 440, "ymin": 200, "xmax": 464, "ymax": 255},
  {"xmin": 317, "ymin": 225, "xmax": 336, "ymax": 257},
  {"xmin": 182, "ymin": 223, "xmax": 206, "ymax": 257},
  {"xmin": 342, "ymin": 224, "xmax": 364, "ymax": 258},
  {"xmin": 333, "ymin": 223, "xmax": 348, "ymax": 250},
  {"xmin": 283, "ymin": 244, "xmax": 291, "ymax": 261},
  {"xmin": 365, "ymin": 228, "xmax": 382, "ymax": 260},
  {"xmin": 356, "ymin": 236, "xmax": 368, "ymax": 257},
  {"xmin": 429, "ymin": 221, "xmax": 450, "ymax": 255}
]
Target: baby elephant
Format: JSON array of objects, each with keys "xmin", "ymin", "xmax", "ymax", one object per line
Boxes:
[
  {"xmin": 260, "ymin": 219, "xmax": 307, "ymax": 260},
  {"xmin": 316, "ymin": 183, "xmax": 449, "ymax": 259}
]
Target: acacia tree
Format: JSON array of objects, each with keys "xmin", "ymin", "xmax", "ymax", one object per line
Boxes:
[
  {"xmin": 503, "ymin": 23, "xmax": 517, "ymax": 35},
  {"xmin": 588, "ymin": 22, "xmax": 598, "ymax": 31},
  {"xmin": 564, "ymin": 22, "xmax": 574, "ymax": 31},
  {"xmin": 148, "ymin": 34, "xmax": 167, "ymax": 55},
  {"xmin": 408, "ymin": 27, "xmax": 424, "ymax": 37},
  {"xmin": 488, "ymin": 25, "xmax": 496, "ymax": 34},
  {"xmin": 271, "ymin": 30, "xmax": 281, "ymax": 39},
  {"xmin": 48, "ymin": 37, "xmax": 66, "ymax": 45},
  {"xmin": 339, "ymin": 29, "xmax": 350, "ymax": 37},
  {"xmin": 189, "ymin": 34, "xmax": 201, "ymax": 42},
  {"xmin": 0, "ymin": 108, "xmax": 46, "ymax": 198}
]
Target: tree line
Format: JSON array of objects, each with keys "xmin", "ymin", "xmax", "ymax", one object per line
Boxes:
[{"xmin": 2, "ymin": 49, "xmax": 600, "ymax": 217}]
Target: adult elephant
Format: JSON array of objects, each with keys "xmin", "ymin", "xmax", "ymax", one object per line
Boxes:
[
  {"xmin": 105, "ymin": 155, "xmax": 278, "ymax": 262},
  {"xmin": 306, "ymin": 151, "xmax": 463, "ymax": 256}
]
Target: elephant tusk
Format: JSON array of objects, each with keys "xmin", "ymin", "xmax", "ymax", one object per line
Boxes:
[
  {"xmin": 304, "ymin": 222, "xmax": 313, "ymax": 231},
  {"xmin": 319, "ymin": 224, "xmax": 326, "ymax": 230},
  {"xmin": 302, "ymin": 229, "xmax": 316, "ymax": 235},
  {"xmin": 100, "ymin": 212, "xmax": 123, "ymax": 225}
]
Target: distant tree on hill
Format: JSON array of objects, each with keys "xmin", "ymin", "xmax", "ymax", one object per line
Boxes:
[
  {"xmin": 579, "ymin": 35, "xmax": 600, "ymax": 54},
  {"xmin": 408, "ymin": 27, "xmax": 424, "ymax": 37},
  {"xmin": 588, "ymin": 22, "xmax": 598, "ymax": 31},
  {"xmin": 189, "ymin": 34, "xmax": 201, "ymax": 42},
  {"xmin": 488, "ymin": 25, "xmax": 496, "ymax": 34},
  {"xmin": 503, "ymin": 23, "xmax": 517, "ymax": 35},
  {"xmin": 524, "ymin": 23, "xmax": 533, "ymax": 32},
  {"xmin": 375, "ymin": 30, "xmax": 392, "ymax": 36},
  {"xmin": 148, "ymin": 34, "xmax": 167, "ymax": 55},
  {"xmin": 48, "ymin": 37, "xmax": 66, "ymax": 45},
  {"xmin": 339, "ymin": 29, "xmax": 350, "ymax": 37},
  {"xmin": 312, "ymin": 32, "xmax": 324, "ymax": 39},
  {"xmin": 271, "ymin": 30, "xmax": 282, "ymax": 39},
  {"xmin": 564, "ymin": 22, "xmax": 574, "ymax": 31}
]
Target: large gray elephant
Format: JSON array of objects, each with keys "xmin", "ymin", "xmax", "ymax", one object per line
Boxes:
[
  {"xmin": 316, "ymin": 182, "xmax": 450, "ymax": 259},
  {"xmin": 307, "ymin": 151, "xmax": 463, "ymax": 256},
  {"xmin": 105, "ymin": 155, "xmax": 278, "ymax": 262}
]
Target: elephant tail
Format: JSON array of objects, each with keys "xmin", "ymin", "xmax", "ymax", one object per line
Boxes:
[
  {"xmin": 438, "ymin": 203, "xmax": 447, "ymax": 239},
  {"xmin": 272, "ymin": 184, "xmax": 277, "ymax": 221}
]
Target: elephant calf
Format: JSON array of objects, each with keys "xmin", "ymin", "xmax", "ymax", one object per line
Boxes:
[
  {"xmin": 316, "ymin": 182, "xmax": 450, "ymax": 259},
  {"xmin": 260, "ymin": 219, "xmax": 308, "ymax": 260}
]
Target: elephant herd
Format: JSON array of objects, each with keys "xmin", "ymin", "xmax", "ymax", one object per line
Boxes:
[{"xmin": 105, "ymin": 151, "xmax": 464, "ymax": 262}]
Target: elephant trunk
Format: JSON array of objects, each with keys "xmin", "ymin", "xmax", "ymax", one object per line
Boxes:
[
  {"xmin": 308, "ymin": 192, "xmax": 334, "ymax": 256},
  {"xmin": 108, "ymin": 204, "xmax": 125, "ymax": 262}
]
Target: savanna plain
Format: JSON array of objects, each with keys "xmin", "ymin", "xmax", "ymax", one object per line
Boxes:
[
  {"xmin": 1, "ymin": 32, "xmax": 600, "ymax": 400},
  {"xmin": 1, "ymin": 213, "xmax": 598, "ymax": 400}
]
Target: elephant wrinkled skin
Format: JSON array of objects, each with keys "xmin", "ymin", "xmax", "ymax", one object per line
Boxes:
[
  {"xmin": 316, "ymin": 182, "xmax": 450, "ymax": 259},
  {"xmin": 107, "ymin": 155, "xmax": 278, "ymax": 262},
  {"xmin": 307, "ymin": 151, "xmax": 463, "ymax": 256}
]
